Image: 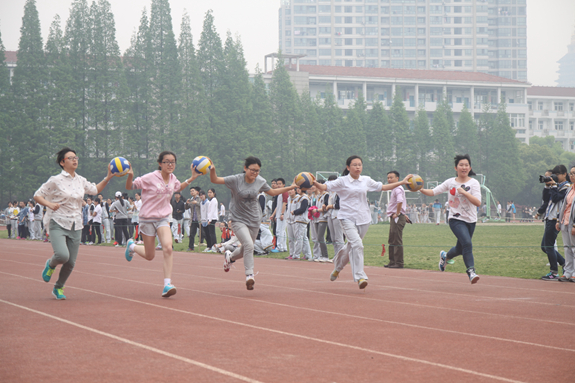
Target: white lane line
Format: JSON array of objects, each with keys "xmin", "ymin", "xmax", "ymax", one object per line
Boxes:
[
  {"xmin": 3, "ymin": 259, "xmax": 575, "ymax": 329},
  {"xmin": 0, "ymin": 299, "xmax": 263, "ymax": 383},
  {"xmin": 0, "ymin": 284, "xmax": 525, "ymax": 383}
]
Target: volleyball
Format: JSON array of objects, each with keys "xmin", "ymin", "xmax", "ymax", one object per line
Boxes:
[
  {"xmin": 406, "ymin": 174, "xmax": 424, "ymax": 191},
  {"xmin": 192, "ymin": 156, "xmax": 212, "ymax": 175},
  {"xmin": 295, "ymin": 172, "xmax": 315, "ymax": 190},
  {"xmin": 109, "ymin": 157, "xmax": 130, "ymax": 177}
]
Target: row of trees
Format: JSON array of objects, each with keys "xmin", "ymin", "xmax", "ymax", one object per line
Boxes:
[{"xmin": 0, "ymin": 0, "xmax": 567, "ymax": 207}]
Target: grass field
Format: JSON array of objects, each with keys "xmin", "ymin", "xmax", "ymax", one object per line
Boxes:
[{"xmin": 1, "ymin": 222, "xmax": 554, "ymax": 280}]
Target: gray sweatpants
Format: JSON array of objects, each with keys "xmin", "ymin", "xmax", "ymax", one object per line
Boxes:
[
  {"xmin": 333, "ymin": 219, "xmax": 369, "ymax": 282},
  {"xmin": 230, "ymin": 221, "xmax": 259, "ymax": 275},
  {"xmin": 327, "ymin": 215, "xmax": 345, "ymax": 256},
  {"xmin": 293, "ymin": 222, "xmax": 312, "ymax": 259},
  {"xmin": 48, "ymin": 220, "xmax": 81, "ymax": 289}
]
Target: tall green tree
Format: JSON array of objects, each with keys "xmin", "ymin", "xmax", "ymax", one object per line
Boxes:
[
  {"xmin": 343, "ymin": 103, "xmax": 367, "ymax": 161},
  {"xmin": 454, "ymin": 106, "xmax": 479, "ymax": 161},
  {"xmin": 413, "ymin": 106, "xmax": 431, "ymax": 177},
  {"xmin": 318, "ymin": 89, "xmax": 344, "ymax": 171},
  {"xmin": 249, "ymin": 67, "xmax": 274, "ymax": 179},
  {"xmin": 389, "ymin": 88, "xmax": 413, "ymax": 175},
  {"xmin": 148, "ymin": 0, "xmax": 180, "ymax": 153},
  {"xmin": 64, "ymin": 0, "xmax": 91, "ymax": 157},
  {"xmin": 177, "ymin": 11, "xmax": 208, "ymax": 169},
  {"xmin": 431, "ymin": 98, "xmax": 456, "ymax": 181},
  {"xmin": 268, "ymin": 56, "xmax": 300, "ymax": 177},
  {"xmin": 0, "ymin": 27, "xmax": 13, "ymax": 200},
  {"xmin": 124, "ymin": 8, "xmax": 153, "ymax": 172},
  {"xmin": 11, "ymin": 0, "xmax": 49, "ymax": 195},
  {"xmin": 364, "ymin": 100, "xmax": 392, "ymax": 178},
  {"xmin": 298, "ymin": 91, "xmax": 326, "ymax": 174}
]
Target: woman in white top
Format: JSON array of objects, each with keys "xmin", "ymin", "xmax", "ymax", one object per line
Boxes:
[
  {"xmin": 418, "ymin": 154, "xmax": 482, "ymax": 284},
  {"xmin": 34, "ymin": 147, "xmax": 113, "ymax": 300},
  {"xmin": 313, "ymin": 155, "xmax": 411, "ymax": 289},
  {"xmin": 206, "ymin": 188, "xmax": 219, "ymax": 250},
  {"xmin": 92, "ymin": 198, "xmax": 103, "ymax": 244},
  {"xmin": 132, "ymin": 192, "xmax": 142, "ymax": 242}
]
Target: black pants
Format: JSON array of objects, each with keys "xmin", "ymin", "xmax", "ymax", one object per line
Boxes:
[
  {"xmin": 188, "ymin": 221, "xmax": 200, "ymax": 250},
  {"xmin": 81, "ymin": 224, "xmax": 90, "ymax": 243},
  {"xmin": 6, "ymin": 224, "xmax": 11, "ymax": 238},
  {"xmin": 115, "ymin": 218, "xmax": 130, "ymax": 245},
  {"xmin": 18, "ymin": 224, "xmax": 28, "ymax": 238},
  {"xmin": 206, "ymin": 220, "xmax": 217, "ymax": 249},
  {"xmin": 91, "ymin": 221, "xmax": 102, "ymax": 244}
]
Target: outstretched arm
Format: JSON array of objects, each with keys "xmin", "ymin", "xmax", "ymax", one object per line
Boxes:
[
  {"xmin": 382, "ymin": 174, "xmax": 413, "ymax": 191},
  {"xmin": 208, "ymin": 159, "xmax": 225, "ymax": 185}
]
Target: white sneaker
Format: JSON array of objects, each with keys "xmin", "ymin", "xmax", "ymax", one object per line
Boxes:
[
  {"xmin": 467, "ymin": 269, "xmax": 480, "ymax": 284},
  {"xmin": 320, "ymin": 257, "xmax": 329, "ymax": 263},
  {"xmin": 223, "ymin": 250, "xmax": 232, "ymax": 272},
  {"xmin": 246, "ymin": 274, "xmax": 255, "ymax": 290}
]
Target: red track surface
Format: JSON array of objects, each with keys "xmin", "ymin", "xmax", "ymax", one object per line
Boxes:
[{"xmin": 1, "ymin": 238, "xmax": 574, "ymax": 382}]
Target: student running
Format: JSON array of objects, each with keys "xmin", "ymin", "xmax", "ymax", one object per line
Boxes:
[
  {"xmin": 313, "ymin": 155, "xmax": 412, "ymax": 289},
  {"xmin": 206, "ymin": 156, "xmax": 297, "ymax": 290},
  {"xmin": 418, "ymin": 154, "xmax": 482, "ymax": 284},
  {"xmin": 124, "ymin": 151, "xmax": 199, "ymax": 297},
  {"xmin": 35, "ymin": 148, "xmax": 114, "ymax": 300}
]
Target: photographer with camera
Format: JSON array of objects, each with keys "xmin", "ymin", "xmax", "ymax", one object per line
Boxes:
[{"xmin": 538, "ymin": 165, "xmax": 568, "ymax": 280}]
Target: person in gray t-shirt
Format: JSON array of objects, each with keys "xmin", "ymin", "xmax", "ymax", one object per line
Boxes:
[{"xmin": 206, "ymin": 156, "xmax": 296, "ymax": 291}]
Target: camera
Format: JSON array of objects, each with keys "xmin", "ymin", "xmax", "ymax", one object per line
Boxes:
[{"xmin": 539, "ymin": 174, "xmax": 558, "ymax": 183}]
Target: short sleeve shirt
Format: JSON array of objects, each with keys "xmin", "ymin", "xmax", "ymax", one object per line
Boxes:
[
  {"xmin": 224, "ymin": 174, "xmax": 271, "ymax": 227},
  {"xmin": 326, "ymin": 175, "xmax": 383, "ymax": 225},
  {"xmin": 34, "ymin": 170, "xmax": 98, "ymax": 231},
  {"xmin": 433, "ymin": 177, "xmax": 481, "ymax": 223}
]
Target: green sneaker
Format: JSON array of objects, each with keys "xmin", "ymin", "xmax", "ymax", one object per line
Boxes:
[
  {"xmin": 42, "ymin": 259, "xmax": 55, "ymax": 282},
  {"xmin": 446, "ymin": 259, "xmax": 455, "ymax": 265},
  {"xmin": 52, "ymin": 287, "xmax": 66, "ymax": 300}
]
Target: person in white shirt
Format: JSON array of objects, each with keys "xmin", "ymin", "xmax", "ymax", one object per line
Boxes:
[
  {"xmin": 27, "ymin": 201, "xmax": 36, "ymax": 240},
  {"xmin": 34, "ymin": 147, "xmax": 113, "ymax": 300},
  {"xmin": 206, "ymin": 188, "xmax": 219, "ymax": 251},
  {"xmin": 418, "ymin": 154, "xmax": 482, "ymax": 284},
  {"xmin": 219, "ymin": 202, "xmax": 226, "ymax": 222},
  {"xmin": 133, "ymin": 193, "xmax": 142, "ymax": 243},
  {"xmin": 92, "ymin": 198, "xmax": 103, "ymax": 244},
  {"xmin": 313, "ymin": 155, "xmax": 411, "ymax": 289}
]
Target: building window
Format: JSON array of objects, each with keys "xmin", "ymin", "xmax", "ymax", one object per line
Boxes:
[
  {"xmin": 570, "ymin": 103, "xmax": 574, "ymax": 112},
  {"xmin": 539, "ymin": 121, "xmax": 544, "ymax": 130},
  {"xmin": 555, "ymin": 102, "xmax": 564, "ymax": 111},
  {"xmin": 555, "ymin": 121, "xmax": 564, "ymax": 130},
  {"xmin": 571, "ymin": 122, "xmax": 574, "ymax": 131},
  {"xmin": 538, "ymin": 102, "xmax": 543, "ymax": 111}
]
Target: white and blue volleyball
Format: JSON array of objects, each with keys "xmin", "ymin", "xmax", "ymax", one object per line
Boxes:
[
  {"xmin": 192, "ymin": 156, "xmax": 212, "ymax": 175},
  {"xmin": 110, "ymin": 156, "xmax": 130, "ymax": 177}
]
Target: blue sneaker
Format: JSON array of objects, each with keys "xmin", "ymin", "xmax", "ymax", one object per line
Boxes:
[
  {"xmin": 125, "ymin": 239, "xmax": 135, "ymax": 262},
  {"xmin": 42, "ymin": 259, "xmax": 55, "ymax": 282},
  {"xmin": 52, "ymin": 287, "xmax": 66, "ymax": 300},
  {"xmin": 270, "ymin": 248, "xmax": 280, "ymax": 253},
  {"xmin": 162, "ymin": 284, "xmax": 177, "ymax": 297},
  {"xmin": 439, "ymin": 251, "xmax": 447, "ymax": 272}
]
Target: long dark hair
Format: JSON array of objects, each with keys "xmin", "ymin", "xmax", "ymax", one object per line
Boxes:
[
  {"xmin": 56, "ymin": 147, "xmax": 76, "ymax": 169},
  {"xmin": 342, "ymin": 155, "xmax": 363, "ymax": 176},
  {"xmin": 454, "ymin": 154, "xmax": 477, "ymax": 176},
  {"xmin": 208, "ymin": 188, "xmax": 216, "ymax": 198},
  {"xmin": 157, "ymin": 151, "xmax": 177, "ymax": 170},
  {"xmin": 117, "ymin": 193, "xmax": 125, "ymax": 207}
]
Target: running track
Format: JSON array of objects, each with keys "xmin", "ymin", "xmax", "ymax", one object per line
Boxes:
[{"xmin": 1, "ymin": 239, "xmax": 574, "ymax": 382}]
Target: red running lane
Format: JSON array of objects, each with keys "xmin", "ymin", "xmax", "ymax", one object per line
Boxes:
[{"xmin": 1, "ymin": 239, "xmax": 574, "ymax": 383}]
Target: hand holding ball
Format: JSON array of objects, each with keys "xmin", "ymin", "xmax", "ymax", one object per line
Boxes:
[
  {"xmin": 110, "ymin": 157, "xmax": 130, "ymax": 177},
  {"xmin": 192, "ymin": 156, "xmax": 212, "ymax": 175},
  {"xmin": 295, "ymin": 172, "xmax": 315, "ymax": 190},
  {"xmin": 405, "ymin": 174, "xmax": 424, "ymax": 191}
]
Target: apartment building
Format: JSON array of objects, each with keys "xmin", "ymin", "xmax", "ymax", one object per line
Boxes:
[
  {"xmin": 527, "ymin": 87, "xmax": 575, "ymax": 150},
  {"xmin": 278, "ymin": 0, "xmax": 527, "ymax": 81}
]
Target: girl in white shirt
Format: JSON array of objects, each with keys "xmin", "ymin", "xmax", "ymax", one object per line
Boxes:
[
  {"xmin": 418, "ymin": 154, "xmax": 482, "ymax": 284},
  {"xmin": 206, "ymin": 188, "xmax": 219, "ymax": 250},
  {"xmin": 313, "ymin": 155, "xmax": 411, "ymax": 289}
]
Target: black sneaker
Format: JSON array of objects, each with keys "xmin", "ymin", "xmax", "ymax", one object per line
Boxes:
[{"xmin": 541, "ymin": 272, "xmax": 559, "ymax": 281}]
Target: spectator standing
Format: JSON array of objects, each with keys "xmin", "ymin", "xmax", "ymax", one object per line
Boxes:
[
  {"xmin": 432, "ymin": 199, "xmax": 442, "ymax": 225},
  {"xmin": 171, "ymin": 192, "xmax": 185, "ymax": 243},
  {"xmin": 385, "ymin": 170, "xmax": 408, "ymax": 269},
  {"xmin": 186, "ymin": 187, "xmax": 202, "ymax": 251}
]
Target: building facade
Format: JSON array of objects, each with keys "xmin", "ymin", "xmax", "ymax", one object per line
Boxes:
[
  {"xmin": 527, "ymin": 87, "xmax": 575, "ymax": 150},
  {"xmin": 556, "ymin": 26, "xmax": 575, "ymax": 87},
  {"xmin": 278, "ymin": 0, "xmax": 527, "ymax": 81}
]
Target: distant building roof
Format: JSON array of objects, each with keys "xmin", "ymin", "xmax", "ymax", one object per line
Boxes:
[
  {"xmin": 4, "ymin": 51, "xmax": 17, "ymax": 64},
  {"xmin": 290, "ymin": 64, "xmax": 528, "ymax": 85},
  {"xmin": 528, "ymin": 86, "xmax": 575, "ymax": 97}
]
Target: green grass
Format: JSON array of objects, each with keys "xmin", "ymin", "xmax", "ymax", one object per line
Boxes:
[{"xmin": 1, "ymin": 222, "xmax": 552, "ymax": 280}]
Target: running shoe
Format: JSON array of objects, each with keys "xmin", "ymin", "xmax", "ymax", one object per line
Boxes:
[
  {"xmin": 358, "ymin": 278, "xmax": 368, "ymax": 289},
  {"xmin": 541, "ymin": 272, "xmax": 560, "ymax": 281},
  {"xmin": 438, "ymin": 250, "xmax": 447, "ymax": 272},
  {"xmin": 285, "ymin": 256, "xmax": 294, "ymax": 260},
  {"xmin": 223, "ymin": 250, "xmax": 233, "ymax": 272},
  {"xmin": 558, "ymin": 276, "xmax": 572, "ymax": 282},
  {"xmin": 52, "ymin": 287, "xmax": 66, "ymax": 300},
  {"xmin": 446, "ymin": 259, "xmax": 455, "ymax": 265},
  {"xmin": 320, "ymin": 257, "xmax": 329, "ymax": 263},
  {"xmin": 42, "ymin": 259, "xmax": 55, "ymax": 282},
  {"xmin": 330, "ymin": 270, "xmax": 339, "ymax": 281},
  {"xmin": 162, "ymin": 284, "xmax": 177, "ymax": 297},
  {"xmin": 313, "ymin": 258, "xmax": 320, "ymax": 262},
  {"xmin": 246, "ymin": 274, "xmax": 255, "ymax": 290},
  {"xmin": 466, "ymin": 268, "xmax": 480, "ymax": 284},
  {"xmin": 125, "ymin": 239, "xmax": 135, "ymax": 262},
  {"xmin": 270, "ymin": 248, "xmax": 280, "ymax": 253}
]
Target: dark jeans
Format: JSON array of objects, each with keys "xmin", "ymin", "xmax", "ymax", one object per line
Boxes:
[
  {"xmin": 188, "ymin": 221, "xmax": 200, "ymax": 250},
  {"xmin": 115, "ymin": 218, "xmax": 130, "ymax": 245},
  {"xmin": 388, "ymin": 214, "xmax": 406, "ymax": 267},
  {"xmin": 446, "ymin": 219, "xmax": 476, "ymax": 270},
  {"xmin": 91, "ymin": 221, "xmax": 102, "ymax": 244},
  {"xmin": 81, "ymin": 224, "xmax": 90, "ymax": 243},
  {"xmin": 6, "ymin": 224, "xmax": 11, "ymax": 238},
  {"xmin": 541, "ymin": 219, "xmax": 565, "ymax": 273},
  {"xmin": 207, "ymin": 220, "xmax": 217, "ymax": 248}
]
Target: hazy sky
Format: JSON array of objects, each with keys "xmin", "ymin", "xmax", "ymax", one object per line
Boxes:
[{"xmin": 1, "ymin": 0, "xmax": 574, "ymax": 86}]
